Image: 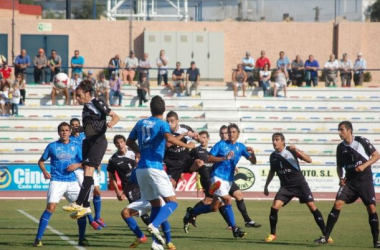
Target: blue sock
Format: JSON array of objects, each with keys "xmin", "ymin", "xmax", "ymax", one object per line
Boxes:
[
  {"xmin": 77, "ymin": 217, "xmax": 87, "ymax": 240},
  {"xmin": 150, "ymin": 206, "xmax": 160, "ymax": 223},
  {"xmin": 125, "ymin": 217, "xmax": 144, "ymax": 238},
  {"xmin": 36, "ymin": 210, "xmax": 52, "ymax": 240},
  {"xmin": 152, "ymin": 201, "xmax": 178, "ymax": 228},
  {"xmin": 193, "ymin": 204, "xmax": 212, "ymax": 216},
  {"xmin": 225, "ymin": 204, "xmax": 236, "ymax": 227},
  {"xmin": 93, "ymin": 195, "xmax": 101, "ymax": 220},
  {"xmin": 161, "ymin": 220, "xmax": 171, "ymax": 244},
  {"xmin": 87, "ymin": 214, "xmax": 94, "ymax": 224}
]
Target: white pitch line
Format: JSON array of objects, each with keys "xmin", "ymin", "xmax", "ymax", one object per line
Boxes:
[{"xmin": 17, "ymin": 209, "xmax": 86, "ymax": 250}]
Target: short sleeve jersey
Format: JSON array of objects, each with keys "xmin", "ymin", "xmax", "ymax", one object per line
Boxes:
[
  {"xmin": 82, "ymin": 98, "xmax": 111, "ymax": 137},
  {"xmin": 186, "ymin": 68, "xmax": 200, "ymax": 81},
  {"xmin": 269, "ymin": 146, "xmax": 306, "ymax": 187},
  {"xmin": 107, "ymin": 150, "xmax": 137, "ymax": 191},
  {"xmin": 164, "ymin": 124, "xmax": 194, "ymax": 161},
  {"xmin": 49, "ymin": 55, "xmax": 62, "ymax": 68},
  {"xmin": 128, "ymin": 116, "xmax": 171, "ymax": 170},
  {"xmin": 41, "ymin": 140, "xmax": 82, "ymax": 182},
  {"xmin": 69, "ymin": 132, "xmax": 86, "ymax": 147},
  {"xmin": 210, "ymin": 140, "xmax": 250, "ymax": 181},
  {"xmin": 71, "ymin": 56, "xmax": 85, "ymax": 74},
  {"xmin": 336, "ymin": 136, "xmax": 376, "ymax": 182},
  {"xmin": 172, "ymin": 69, "xmax": 184, "ymax": 77},
  {"xmin": 0, "ymin": 68, "xmax": 12, "ymax": 79},
  {"xmin": 190, "ymin": 146, "xmax": 212, "ymax": 168}
]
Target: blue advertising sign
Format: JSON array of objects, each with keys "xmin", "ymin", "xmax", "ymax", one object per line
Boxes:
[{"xmin": 0, "ymin": 164, "xmax": 108, "ymax": 191}]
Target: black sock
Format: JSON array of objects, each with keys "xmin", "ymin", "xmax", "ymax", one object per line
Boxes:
[
  {"xmin": 219, "ymin": 206, "xmax": 230, "ymax": 226},
  {"xmin": 269, "ymin": 207, "xmax": 278, "ymax": 235},
  {"xmin": 325, "ymin": 208, "xmax": 340, "ymax": 239},
  {"xmin": 76, "ymin": 176, "xmax": 94, "ymax": 207},
  {"xmin": 141, "ymin": 213, "xmax": 151, "ymax": 226},
  {"xmin": 369, "ymin": 212, "xmax": 379, "ymax": 244},
  {"xmin": 312, "ymin": 209, "xmax": 326, "ymax": 235},
  {"xmin": 236, "ymin": 199, "xmax": 251, "ymax": 222},
  {"xmin": 198, "ymin": 166, "xmax": 209, "ymax": 179}
]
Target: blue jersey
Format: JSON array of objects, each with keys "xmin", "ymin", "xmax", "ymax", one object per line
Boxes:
[
  {"xmin": 210, "ymin": 140, "xmax": 250, "ymax": 181},
  {"xmin": 41, "ymin": 140, "xmax": 82, "ymax": 182},
  {"xmin": 128, "ymin": 116, "xmax": 171, "ymax": 170},
  {"xmin": 69, "ymin": 132, "xmax": 86, "ymax": 147},
  {"xmin": 129, "ymin": 168, "xmax": 138, "ymax": 185}
]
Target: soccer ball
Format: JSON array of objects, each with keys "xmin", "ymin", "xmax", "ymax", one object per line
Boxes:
[{"xmin": 53, "ymin": 73, "xmax": 69, "ymax": 89}]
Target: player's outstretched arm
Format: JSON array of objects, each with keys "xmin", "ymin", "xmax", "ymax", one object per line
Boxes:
[
  {"xmin": 107, "ymin": 110, "xmax": 120, "ymax": 128},
  {"xmin": 264, "ymin": 170, "xmax": 275, "ymax": 196},
  {"xmin": 208, "ymin": 151, "xmax": 234, "ymax": 163},
  {"xmin": 38, "ymin": 158, "xmax": 51, "ymax": 180},
  {"xmin": 165, "ymin": 133, "xmax": 194, "ymax": 149},
  {"xmin": 289, "ymin": 145, "xmax": 312, "ymax": 163}
]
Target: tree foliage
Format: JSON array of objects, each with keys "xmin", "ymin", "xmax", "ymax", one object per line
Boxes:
[
  {"xmin": 371, "ymin": 0, "xmax": 380, "ymax": 22},
  {"xmin": 72, "ymin": 0, "xmax": 106, "ymax": 20}
]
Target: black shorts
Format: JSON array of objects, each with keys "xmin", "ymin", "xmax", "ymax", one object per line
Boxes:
[
  {"xmin": 124, "ymin": 183, "xmax": 141, "ymax": 204},
  {"xmin": 274, "ymin": 182, "xmax": 314, "ymax": 206},
  {"xmin": 199, "ymin": 167, "xmax": 213, "ymax": 198},
  {"xmin": 165, "ymin": 155, "xmax": 193, "ymax": 183},
  {"xmin": 82, "ymin": 134, "xmax": 108, "ymax": 168},
  {"xmin": 228, "ymin": 181, "xmax": 240, "ymax": 197},
  {"xmin": 336, "ymin": 181, "xmax": 376, "ymax": 206}
]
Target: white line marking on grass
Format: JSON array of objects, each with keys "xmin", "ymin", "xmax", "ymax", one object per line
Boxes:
[{"xmin": 17, "ymin": 209, "xmax": 86, "ymax": 250}]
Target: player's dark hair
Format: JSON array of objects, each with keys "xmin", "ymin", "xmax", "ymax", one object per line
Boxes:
[
  {"xmin": 219, "ymin": 125, "xmax": 228, "ymax": 133},
  {"xmin": 228, "ymin": 123, "xmax": 240, "ymax": 133},
  {"xmin": 150, "ymin": 96, "xmax": 166, "ymax": 116},
  {"xmin": 113, "ymin": 134, "xmax": 126, "ymax": 144},
  {"xmin": 199, "ymin": 130, "xmax": 209, "ymax": 138},
  {"xmin": 338, "ymin": 121, "xmax": 353, "ymax": 134},
  {"xmin": 70, "ymin": 118, "xmax": 80, "ymax": 125},
  {"xmin": 272, "ymin": 133, "xmax": 285, "ymax": 141},
  {"xmin": 166, "ymin": 111, "xmax": 178, "ymax": 120},
  {"xmin": 57, "ymin": 122, "xmax": 70, "ymax": 133},
  {"xmin": 76, "ymin": 79, "xmax": 93, "ymax": 95}
]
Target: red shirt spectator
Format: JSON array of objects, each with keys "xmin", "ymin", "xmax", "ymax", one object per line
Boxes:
[
  {"xmin": 0, "ymin": 66, "xmax": 12, "ymax": 79},
  {"xmin": 255, "ymin": 50, "xmax": 271, "ymax": 69}
]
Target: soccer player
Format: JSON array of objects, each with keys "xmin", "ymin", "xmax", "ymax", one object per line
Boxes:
[
  {"xmin": 33, "ymin": 122, "xmax": 88, "ymax": 247},
  {"xmin": 264, "ymin": 132, "xmax": 327, "ymax": 243},
  {"xmin": 164, "ymin": 111, "xmax": 199, "ymax": 188},
  {"xmin": 314, "ymin": 121, "xmax": 380, "ymax": 248},
  {"xmin": 126, "ymin": 95, "xmax": 194, "ymax": 250},
  {"xmin": 184, "ymin": 124, "xmax": 256, "ymax": 238},
  {"xmin": 69, "ymin": 118, "xmax": 106, "ymax": 230},
  {"xmin": 63, "ymin": 79, "xmax": 120, "ymax": 219}
]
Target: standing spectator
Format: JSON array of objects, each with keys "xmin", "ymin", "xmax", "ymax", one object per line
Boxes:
[
  {"xmin": 14, "ymin": 49, "xmax": 30, "ymax": 79},
  {"xmin": 138, "ymin": 53, "xmax": 151, "ymax": 82},
  {"xmin": 156, "ymin": 50, "xmax": 169, "ymax": 86},
  {"xmin": 255, "ymin": 50, "xmax": 271, "ymax": 69},
  {"xmin": 136, "ymin": 73, "xmax": 149, "ymax": 106},
  {"xmin": 242, "ymin": 51, "xmax": 255, "ymax": 86},
  {"xmin": 273, "ymin": 64, "xmax": 288, "ymax": 97},
  {"xmin": 339, "ymin": 53, "xmax": 352, "ymax": 87},
  {"xmin": 71, "ymin": 50, "xmax": 85, "ymax": 79},
  {"xmin": 186, "ymin": 61, "xmax": 200, "ymax": 96},
  {"xmin": 15, "ymin": 73, "xmax": 26, "ymax": 105},
  {"xmin": 108, "ymin": 54, "xmax": 123, "ymax": 78},
  {"xmin": 33, "ymin": 48, "xmax": 47, "ymax": 84},
  {"xmin": 353, "ymin": 52, "xmax": 366, "ymax": 86},
  {"xmin": 304, "ymin": 55, "xmax": 319, "ymax": 87},
  {"xmin": 109, "ymin": 72, "xmax": 123, "ymax": 106},
  {"xmin": 232, "ymin": 64, "xmax": 247, "ymax": 97},
  {"xmin": 0, "ymin": 62, "xmax": 12, "ymax": 86},
  {"xmin": 277, "ymin": 51, "xmax": 291, "ymax": 85},
  {"xmin": 168, "ymin": 62, "xmax": 185, "ymax": 94},
  {"xmin": 291, "ymin": 55, "xmax": 304, "ymax": 87},
  {"xmin": 259, "ymin": 64, "xmax": 271, "ymax": 97},
  {"xmin": 48, "ymin": 50, "xmax": 62, "ymax": 82},
  {"xmin": 123, "ymin": 51, "xmax": 138, "ymax": 85},
  {"xmin": 69, "ymin": 73, "xmax": 82, "ymax": 105},
  {"xmin": 10, "ymin": 83, "xmax": 20, "ymax": 116},
  {"xmin": 0, "ymin": 82, "xmax": 11, "ymax": 116},
  {"xmin": 323, "ymin": 54, "xmax": 339, "ymax": 87},
  {"xmin": 95, "ymin": 73, "xmax": 110, "ymax": 105}
]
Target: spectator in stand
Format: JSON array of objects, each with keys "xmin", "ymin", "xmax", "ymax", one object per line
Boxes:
[
  {"xmin": 232, "ymin": 64, "xmax": 247, "ymax": 97},
  {"xmin": 14, "ymin": 49, "xmax": 30, "ymax": 79},
  {"xmin": 353, "ymin": 52, "xmax": 366, "ymax": 86},
  {"xmin": 324, "ymin": 54, "xmax": 339, "ymax": 87},
  {"xmin": 108, "ymin": 54, "xmax": 123, "ymax": 78},
  {"xmin": 138, "ymin": 53, "xmax": 151, "ymax": 82},
  {"xmin": 339, "ymin": 53, "xmax": 352, "ymax": 87},
  {"xmin": 70, "ymin": 50, "xmax": 84, "ymax": 79},
  {"xmin": 51, "ymin": 81, "xmax": 69, "ymax": 106},
  {"xmin": 255, "ymin": 50, "xmax": 271, "ymax": 69},
  {"xmin": 14, "ymin": 73, "xmax": 26, "ymax": 105},
  {"xmin": 48, "ymin": 50, "xmax": 62, "ymax": 82},
  {"xmin": 69, "ymin": 73, "xmax": 82, "ymax": 105},
  {"xmin": 168, "ymin": 61, "xmax": 185, "ymax": 95},
  {"xmin": 123, "ymin": 51, "xmax": 138, "ymax": 85},
  {"xmin": 273, "ymin": 64, "xmax": 288, "ymax": 97},
  {"xmin": 304, "ymin": 55, "xmax": 319, "ymax": 87},
  {"xmin": 109, "ymin": 72, "xmax": 123, "ymax": 106},
  {"xmin": 260, "ymin": 64, "xmax": 271, "ymax": 97},
  {"xmin": 0, "ymin": 62, "xmax": 12, "ymax": 86},
  {"xmin": 157, "ymin": 50, "xmax": 169, "ymax": 86},
  {"xmin": 277, "ymin": 51, "xmax": 291, "ymax": 85},
  {"xmin": 33, "ymin": 48, "xmax": 47, "ymax": 84},
  {"xmin": 136, "ymin": 73, "xmax": 149, "ymax": 106},
  {"xmin": 86, "ymin": 70, "xmax": 96, "ymax": 86},
  {"xmin": 95, "ymin": 73, "xmax": 110, "ymax": 105},
  {"xmin": 10, "ymin": 82, "xmax": 20, "ymax": 116},
  {"xmin": 0, "ymin": 54, "xmax": 6, "ymax": 67},
  {"xmin": 242, "ymin": 51, "xmax": 255, "ymax": 87},
  {"xmin": 186, "ymin": 61, "xmax": 200, "ymax": 96},
  {"xmin": 291, "ymin": 55, "xmax": 304, "ymax": 87},
  {"xmin": 0, "ymin": 82, "xmax": 11, "ymax": 116}
]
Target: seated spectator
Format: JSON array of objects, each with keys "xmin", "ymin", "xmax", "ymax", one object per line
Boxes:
[
  {"xmin": 48, "ymin": 50, "xmax": 62, "ymax": 82},
  {"xmin": 291, "ymin": 55, "xmax": 304, "ymax": 87},
  {"xmin": 14, "ymin": 73, "xmax": 26, "ymax": 105},
  {"xmin": 137, "ymin": 73, "xmax": 149, "ymax": 106},
  {"xmin": 0, "ymin": 54, "xmax": 6, "ymax": 67},
  {"xmin": 168, "ymin": 62, "xmax": 185, "ymax": 95},
  {"xmin": 138, "ymin": 53, "xmax": 151, "ymax": 80},
  {"xmin": 273, "ymin": 64, "xmax": 288, "ymax": 97},
  {"xmin": 95, "ymin": 73, "xmax": 110, "ymax": 105},
  {"xmin": 86, "ymin": 70, "xmax": 96, "ymax": 92},
  {"xmin": 69, "ymin": 73, "xmax": 82, "ymax": 105},
  {"xmin": 232, "ymin": 64, "xmax": 247, "ymax": 97},
  {"xmin": 242, "ymin": 51, "xmax": 255, "ymax": 86},
  {"xmin": 0, "ymin": 82, "xmax": 11, "ymax": 116},
  {"xmin": 14, "ymin": 49, "xmax": 30, "ymax": 79},
  {"xmin": 255, "ymin": 50, "xmax": 271, "ymax": 69},
  {"xmin": 353, "ymin": 52, "xmax": 366, "ymax": 86},
  {"xmin": 324, "ymin": 54, "xmax": 338, "ymax": 87},
  {"xmin": 33, "ymin": 48, "xmax": 47, "ymax": 84},
  {"xmin": 339, "ymin": 53, "xmax": 352, "ymax": 87},
  {"xmin": 109, "ymin": 72, "xmax": 123, "ymax": 106},
  {"xmin": 10, "ymin": 82, "xmax": 20, "ymax": 116},
  {"xmin": 304, "ymin": 55, "xmax": 319, "ymax": 87},
  {"xmin": 156, "ymin": 50, "xmax": 169, "ymax": 86},
  {"xmin": 185, "ymin": 61, "xmax": 200, "ymax": 96},
  {"xmin": 108, "ymin": 54, "xmax": 122, "ymax": 77},
  {"xmin": 123, "ymin": 51, "xmax": 138, "ymax": 85},
  {"xmin": 277, "ymin": 51, "xmax": 291, "ymax": 85},
  {"xmin": 259, "ymin": 64, "xmax": 271, "ymax": 97},
  {"xmin": 51, "ymin": 81, "xmax": 69, "ymax": 106},
  {"xmin": 0, "ymin": 62, "xmax": 12, "ymax": 86}
]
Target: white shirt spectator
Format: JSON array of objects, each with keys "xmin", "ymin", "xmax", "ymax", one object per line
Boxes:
[
  {"xmin": 156, "ymin": 56, "xmax": 169, "ymax": 74},
  {"xmin": 124, "ymin": 57, "xmax": 138, "ymax": 69},
  {"xmin": 69, "ymin": 77, "xmax": 82, "ymax": 91},
  {"xmin": 324, "ymin": 60, "xmax": 339, "ymax": 70},
  {"xmin": 339, "ymin": 59, "xmax": 352, "ymax": 70},
  {"xmin": 242, "ymin": 57, "xmax": 255, "ymax": 71},
  {"xmin": 96, "ymin": 79, "xmax": 110, "ymax": 92},
  {"xmin": 12, "ymin": 89, "xmax": 21, "ymax": 104}
]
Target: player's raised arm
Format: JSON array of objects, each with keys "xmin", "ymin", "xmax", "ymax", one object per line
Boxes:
[
  {"xmin": 289, "ymin": 144, "xmax": 312, "ymax": 163},
  {"xmin": 165, "ymin": 133, "xmax": 194, "ymax": 149}
]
